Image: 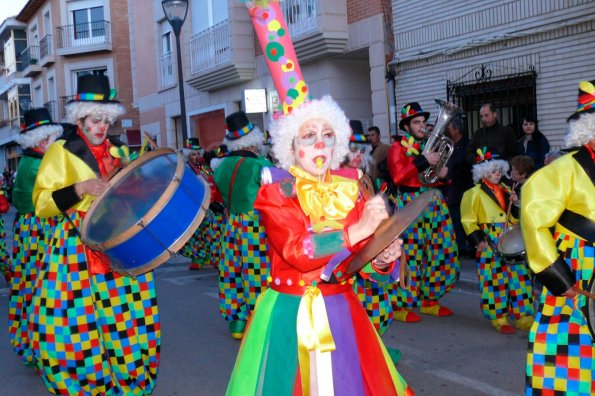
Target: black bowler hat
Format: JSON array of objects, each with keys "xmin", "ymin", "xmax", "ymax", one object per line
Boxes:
[
  {"xmin": 399, "ymin": 102, "xmax": 430, "ymax": 131},
  {"xmin": 185, "ymin": 137, "xmax": 202, "ymax": 150},
  {"xmin": 68, "ymin": 75, "xmax": 120, "ymax": 104},
  {"xmin": 20, "ymin": 107, "xmax": 58, "ymax": 133},
  {"xmin": 349, "ymin": 120, "xmax": 368, "ymax": 143},
  {"xmin": 225, "ymin": 111, "xmax": 254, "ymax": 140}
]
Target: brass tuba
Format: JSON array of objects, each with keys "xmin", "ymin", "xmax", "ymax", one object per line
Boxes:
[{"xmin": 418, "ymin": 99, "xmax": 464, "ymax": 185}]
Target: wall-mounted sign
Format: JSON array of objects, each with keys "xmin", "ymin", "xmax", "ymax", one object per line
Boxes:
[
  {"xmin": 268, "ymin": 90, "xmax": 281, "ymax": 114},
  {"xmin": 244, "ymin": 89, "xmax": 267, "ymax": 113},
  {"xmin": 121, "ymin": 119, "xmax": 133, "ymax": 128}
]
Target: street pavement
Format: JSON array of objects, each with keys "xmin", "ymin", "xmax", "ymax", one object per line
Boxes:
[{"xmin": 0, "ymin": 204, "xmax": 531, "ymax": 395}]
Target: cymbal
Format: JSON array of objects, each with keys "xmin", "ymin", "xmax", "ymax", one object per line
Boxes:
[{"xmin": 346, "ymin": 189, "xmax": 436, "ymax": 274}]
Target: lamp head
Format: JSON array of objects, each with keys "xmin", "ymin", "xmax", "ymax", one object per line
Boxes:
[{"xmin": 162, "ymin": 0, "xmax": 188, "ymax": 34}]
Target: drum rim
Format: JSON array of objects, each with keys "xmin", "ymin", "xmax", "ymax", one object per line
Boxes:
[
  {"xmin": 82, "ymin": 148, "xmax": 207, "ymax": 251},
  {"xmin": 496, "ymin": 225, "xmax": 526, "ymax": 257}
]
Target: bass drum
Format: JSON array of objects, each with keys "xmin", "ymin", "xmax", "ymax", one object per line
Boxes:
[
  {"xmin": 82, "ymin": 148, "xmax": 210, "ymax": 277},
  {"xmin": 497, "ymin": 225, "xmax": 526, "ymax": 263}
]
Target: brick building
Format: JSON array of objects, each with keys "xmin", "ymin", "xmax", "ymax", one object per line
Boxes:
[
  {"xmin": 12, "ymin": 0, "xmax": 140, "ymax": 150},
  {"xmin": 128, "ymin": 0, "xmax": 396, "ymax": 150}
]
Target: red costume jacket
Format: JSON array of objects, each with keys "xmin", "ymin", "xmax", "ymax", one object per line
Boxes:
[
  {"xmin": 387, "ymin": 136, "xmax": 448, "ymax": 189},
  {"xmin": 254, "ymin": 168, "xmax": 393, "ymax": 288}
]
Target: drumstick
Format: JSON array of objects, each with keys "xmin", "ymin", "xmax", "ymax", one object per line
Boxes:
[
  {"xmin": 143, "ymin": 132, "xmax": 159, "ymax": 150},
  {"xmin": 505, "ymin": 182, "xmax": 518, "ymax": 229},
  {"xmin": 572, "ymin": 287, "xmax": 595, "ymax": 301}
]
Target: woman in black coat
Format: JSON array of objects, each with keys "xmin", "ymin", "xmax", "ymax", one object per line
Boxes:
[{"xmin": 517, "ymin": 114, "xmax": 550, "ymax": 169}]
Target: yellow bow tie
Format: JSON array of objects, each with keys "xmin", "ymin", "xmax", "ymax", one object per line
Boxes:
[{"xmin": 289, "ymin": 166, "xmax": 359, "ymax": 232}]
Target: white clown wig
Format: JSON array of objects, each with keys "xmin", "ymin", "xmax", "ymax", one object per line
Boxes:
[
  {"xmin": 269, "ymin": 96, "xmax": 351, "ymax": 170},
  {"xmin": 182, "ymin": 147, "xmax": 204, "ymax": 161},
  {"xmin": 223, "ymin": 126, "xmax": 265, "ymax": 153},
  {"xmin": 565, "ymin": 111, "xmax": 595, "ymax": 148},
  {"xmin": 471, "ymin": 159, "xmax": 510, "ymax": 184},
  {"xmin": 65, "ymin": 102, "xmax": 125, "ymax": 124},
  {"xmin": 15, "ymin": 124, "xmax": 63, "ymax": 149}
]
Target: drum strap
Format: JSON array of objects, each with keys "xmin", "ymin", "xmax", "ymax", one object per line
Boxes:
[
  {"xmin": 228, "ymin": 157, "xmax": 246, "ymax": 208},
  {"xmin": 559, "ymin": 209, "xmax": 595, "ymax": 243}
]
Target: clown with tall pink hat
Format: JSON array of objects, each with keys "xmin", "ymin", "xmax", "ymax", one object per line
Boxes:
[
  {"xmin": 521, "ymin": 79, "xmax": 595, "ymax": 394},
  {"xmin": 227, "ymin": 2, "xmax": 412, "ymax": 395}
]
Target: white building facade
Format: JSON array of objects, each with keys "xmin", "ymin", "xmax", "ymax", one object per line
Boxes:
[{"xmin": 390, "ymin": 0, "xmax": 595, "ymax": 147}]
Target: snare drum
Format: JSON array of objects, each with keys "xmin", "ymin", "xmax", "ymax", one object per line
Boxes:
[
  {"xmin": 82, "ymin": 148, "xmax": 210, "ymax": 277},
  {"xmin": 496, "ymin": 226, "xmax": 526, "ymax": 262}
]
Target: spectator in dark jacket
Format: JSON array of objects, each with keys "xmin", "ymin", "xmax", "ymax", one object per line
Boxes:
[
  {"xmin": 466, "ymin": 103, "xmax": 519, "ymax": 164},
  {"xmin": 517, "ymin": 114, "xmax": 550, "ymax": 169},
  {"xmin": 442, "ymin": 115, "xmax": 474, "ymax": 257}
]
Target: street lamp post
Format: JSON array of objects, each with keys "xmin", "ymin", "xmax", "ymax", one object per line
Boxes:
[{"xmin": 162, "ymin": 0, "xmax": 189, "ymax": 147}]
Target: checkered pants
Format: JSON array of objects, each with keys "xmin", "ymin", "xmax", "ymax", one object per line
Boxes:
[
  {"xmin": 390, "ymin": 190, "xmax": 460, "ymax": 308},
  {"xmin": 218, "ymin": 210, "xmax": 270, "ymax": 322},
  {"xmin": 8, "ymin": 213, "xmax": 56, "ymax": 366},
  {"xmin": 526, "ymin": 232, "xmax": 595, "ymax": 395},
  {"xmin": 28, "ymin": 212, "xmax": 160, "ymax": 395},
  {"xmin": 354, "ymin": 274, "xmax": 394, "ymax": 335},
  {"xmin": 180, "ymin": 209, "xmax": 226, "ymax": 268},
  {"xmin": 476, "ymin": 223, "xmax": 534, "ymax": 320}
]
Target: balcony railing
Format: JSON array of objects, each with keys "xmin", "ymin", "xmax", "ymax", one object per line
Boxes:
[
  {"xmin": 281, "ymin": 0, "xmax": 317, "ymax": 38},
  {"xmin": 190, "ymin": 20, "xmax": 231, "ymax": 75},
  {"xmin": 40, "ymin": 34, "xmax": 53, "ymax": 59},
  {"xmin": 44, "ymin": 100, "xmax": 58, "ymax": 121},
  {"xmin": 160, "ymin": 51, "xmax": 175, "ymax": 87},
  {"xmin": 56, "ymin": 20, "xmax": 111, "ymax": 50},
  {"xmin": 19, "ymin": 46, "xmax": 40, "ymax": 68}
]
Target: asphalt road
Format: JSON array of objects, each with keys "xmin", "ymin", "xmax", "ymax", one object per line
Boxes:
[{"xmin": 0, "ymin": 204, "xmax": 529, "ymax": 395}]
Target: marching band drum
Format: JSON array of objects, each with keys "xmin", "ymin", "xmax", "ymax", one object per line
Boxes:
[{"xmin": 81, "ymin": 148, "xmax": 210, "ymax": 277}]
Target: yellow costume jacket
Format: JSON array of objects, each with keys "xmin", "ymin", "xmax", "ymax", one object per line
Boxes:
[
  {"xmin": 34, "ymin": 134, "xmax": 120, "ymax": 218},
  {"xmin": 460, "ymin": 182, "xmax": 518, "ymax": 247},
  {"xmin": 521, "ymin": 147, "xmax": 595, "ymax": 295}
]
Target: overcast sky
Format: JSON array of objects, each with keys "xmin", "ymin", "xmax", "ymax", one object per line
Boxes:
[{"xmin": 0, "ymin": 0, "xmax": 29, "ymax": 24}]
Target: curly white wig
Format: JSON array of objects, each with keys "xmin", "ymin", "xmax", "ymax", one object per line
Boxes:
[
  {"xmin": 65, "ymin": 102, "xmax": 125, "ymax": 124},
  {"xmin": 269, "ymin": 96, "xmax": 351, "ymax": 170},
  {"xmin": 223, "ymin": 126, "xmax": 265, "ymax": 152},
  {"xmin": 471, "ymin": 159, "xmax": 510, "ymax": 184},
  {"xmin": 182, "ymin": 147, "xmax": 204, "ymax": 161},
  {"xmin": 15, "ymin": 124, "xmax": 63, "ymax": 149},
  {"xmin": 565, "ymin": 112, "xmax": 595, "ymax": 148}
]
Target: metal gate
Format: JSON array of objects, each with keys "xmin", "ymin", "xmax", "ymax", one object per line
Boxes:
[{"xmin": 446, "ymin": 64, "xmax": 537, "ymax": 138}]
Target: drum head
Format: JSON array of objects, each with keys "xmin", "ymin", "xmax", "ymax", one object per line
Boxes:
[
  {"xmin": 497, "ymin": 226, "xmax": 525, "ymax": 256},
  {"xmin": 83, "ymin": 149, "xmax": 180, "ymax": 246}
]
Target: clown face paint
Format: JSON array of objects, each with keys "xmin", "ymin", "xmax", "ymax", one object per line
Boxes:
[
  {"xmin": 77, "ymin": 114, "xmax": 112, "ymax": 146},
  {"xmin": 346, "ymin": 142, "xmax": 368, "ymax": 170},
  {"xmin": 293, "ymin": 117, "xmax": 335, "ymax": 177},
  {"xmin": 485, "ymin": 168, "xmax": 503, "ymax": 184}
]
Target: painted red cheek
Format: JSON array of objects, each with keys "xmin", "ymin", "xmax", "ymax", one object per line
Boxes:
[{"xmin": 298, "ymin": 149, "xmax": 305, "ymax": 158}]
